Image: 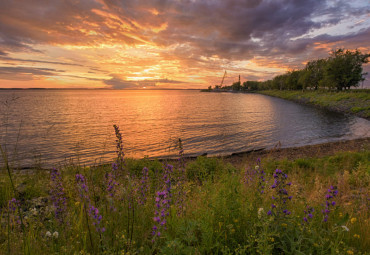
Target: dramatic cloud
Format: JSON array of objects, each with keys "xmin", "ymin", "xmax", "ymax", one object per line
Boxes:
[
  {"xmin": 0, "ymin": 66, "xmax": 62, "ymax": 80},
  {"xmin": 0, "ymin": 0, "xmax": 369, "ymax": 88},
  {"xmin": 104, "ymin": 75, "xmax": 186, "ymax": 89}
]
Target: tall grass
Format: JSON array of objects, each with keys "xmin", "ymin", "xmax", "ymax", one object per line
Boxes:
[{"xmin": 0, "ymin": 126, "xmax": 369, "ymax": 254}]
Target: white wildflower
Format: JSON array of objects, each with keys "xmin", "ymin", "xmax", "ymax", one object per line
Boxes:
[
  {"xmin": 258, "ymin": 208, "xmax": 264, "ymax": 219},
  {"xmin": 45, "ymin": 231, "xmax": 52, "ymax": 238},
  {"xmin": 255, "ymin": 165, "xmax": 259, "ymax": 170},
  {"xmin": 341, "ymin": 225, "xmax": 349, "ymax": 232},
  {"xmin": 31, "ymin": 207, "xmax": 38, "ymax": 216},
  {"xmin": 53, "ymin": 231, "xmax": 59, "ymax": 239}
]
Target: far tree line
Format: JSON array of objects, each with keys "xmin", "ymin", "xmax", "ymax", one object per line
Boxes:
[{"xmin": 207, "ymin": 49, "xmax": 369, "ymax": 92}]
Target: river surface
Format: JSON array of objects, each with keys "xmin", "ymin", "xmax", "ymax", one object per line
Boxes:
[{"xmin": 0, "ymin": 90, "xmax": 369, "ymax": 168}]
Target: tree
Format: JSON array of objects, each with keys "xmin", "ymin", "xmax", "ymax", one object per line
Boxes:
[
  {"xmin": 320, "ymin": 49, "xmax": 369, "ymax": 90},
  {"xmin": 232, "ymin": 81, "xmax": 241, "ymax": 91},
  {"xmin": 299, "ymin": 59, "xmax": 326, "ymax": 90},
  {"xmin": 286, "ymin": 70, "xmax": 304, "ymax": 90}
]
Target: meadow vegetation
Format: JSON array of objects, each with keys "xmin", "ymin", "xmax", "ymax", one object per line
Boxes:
[
  {"xmin": 0, "ymin": 126, "xmax": 369, "ymax": 254},
  {"xmin": 258, "ymin": 90, "xmax": 370, "ymax": 119}
]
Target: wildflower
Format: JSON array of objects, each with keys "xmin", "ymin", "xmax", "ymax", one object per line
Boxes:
[
  {"xmin": 8, "ymin": 198, "xmax": 21, "ymax": 226},
  {"xmin": 152, "ymin": 164, "xmax": 173, "ymax": 241},
  {"xmin": 350, "ymin": 217, "xmax": 357, "ymax": 224},
  {"xmin": 113, "ymin": 124, "xmax": 125, "ymax": 167},
  {"xmin": 53, "ymin": 231, "xmax": 59, "ymax": 239},
  {"xmin": 258, "ymin": 208, "xmax": 264, "ymax": 219},
  {"xmin": 50, "ymin": 168, "xmax": 67, "ymax": 223},
  {"xmin": 354, "ymin": 234, "xmax": 360, "ymax": 239},
  {"xmin": 303, "ymin": 206, "xmax": 314, "ymax": 224},
  {"xmin": 76, "ymin": 174, "xmax": 105, "ymax": 233},
  {"xmin": 45, "ymin": 231, "xmax": 52, "ymax": 238},
  {"xmin": 175, "ymin": 138, "xmax": 187, "ymax": 215},
  {"xmin": 322, "ymin": 185, "xmax": 337, "ymax": 222},
  {"xmin": 268, "ymin": 169, "xmax": 292, "ymax": 217},
  {"xmin": 243, "ymin": 166, "xmax": 256, "ymax": 185},
  {"xmin": 106, "ymin": 163, "xmax": 119, "ymax": 198},
  {"xmin": 341, "ymin": 225, "xmax": 349, "ymax": 231},
  {"xmin": 76, "ymin": 174, "xmax": 89, "ymax": 201},
  {"xmin": 138, "ymin": 167, "xmax": 149, "ymax": 205},
  {"xmin": 256, "ymin": 158, "xmax": 266, "ymax": 194},
  {"xmin": 89, "ymin": 205, "xmax": 105, "ymax": 233},
  {"xmin": 8, "ymin": 198, "xmax": 19, "ymax": 212},
  {"xmin": 347, "ymin": 250, "xmax": 354, "ymax": 255}
]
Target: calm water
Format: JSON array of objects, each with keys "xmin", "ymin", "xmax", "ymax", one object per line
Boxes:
[{"xmin": 0, "ymin": 90, "xmax": 369, "ymax": 168}]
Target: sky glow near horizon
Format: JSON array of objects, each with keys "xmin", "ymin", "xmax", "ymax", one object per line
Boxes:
[{"xmin": 0, "ymin": 0, "xmax": 369, "ymax": 89}]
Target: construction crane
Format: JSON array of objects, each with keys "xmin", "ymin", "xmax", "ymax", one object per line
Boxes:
[{"xmin": 220, "ymin": 70, "xmax": 227, "ymax": 88}]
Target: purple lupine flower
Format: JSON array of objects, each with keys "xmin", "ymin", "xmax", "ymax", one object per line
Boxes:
[
  {"xmin": 76, "ymin": 174, "xmax": 89, "ymax": 201},
  {"xmin": 8, "ymin": 198, "xmax": 19, "ymax": 212},
  {"xmin": 50, "ymin": 168, "xmax": 67, "ymax": 223},
  {"xmin": 106, "ymin": 163, "xmax": 119, "ymax": 198},
  {"xmin": 267, "ymin": 169, "xmax": 292, "ymax": 217},
  {"xmin": 322, "ymin": 185, "xmax": 338, "ymax": 222},
  {"xmin": 152, "ymin": 190, "xmax": 170, "ymax": 239},
  {"xmin": 243, "ymin": 166, "xmax": 256, "ymax": 185},
  {"xmin": 175, "ymin": 138, "xmax": 187, "ymax": 215},
  {"xmin": 8, "ymin": 198, "xmax": 21, "ymax": 226},
  {"xmin": 303, "ymin": 206, "xmax": 314, "ymax": 224},
  {"xmin": 88, "ymin": 205, "xmax": 105, "ymax": 233},
  {"xmin": 256, "ymin": 158, "xmax": 266, "ymax": 194},
  {"xmin": 113, "ymin": 124, "xmax": 124, "ymax": 167},
  {"xmin": 138, "ymin": 167, "xmax": 149, "ymax": 205},
  {"xmin": 76, "ymin": 174, "xmax": 105, "ymax": 233},
  {"xmin": 152, "ymin": 164, "xmax": 173, "ymax": 241}
]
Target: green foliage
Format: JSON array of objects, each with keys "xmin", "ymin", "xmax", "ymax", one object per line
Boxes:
[
  {"xmin": 239, "ymin": 48, "xmax": 369, "ymax": 92},
  {"xmin": 0, "ymin": 150, "xmax": 369, "ymax": 254},
  {"xmin": 232, "ymin": 81, "xmax": 241, "ymax": 91},
  {"xmin": 320, "ymin": 49, "xmax": 369, "ymax": 91},
  {"xmin": 186, "ymin": 156, "xmax": 236, "ymax": 183}
]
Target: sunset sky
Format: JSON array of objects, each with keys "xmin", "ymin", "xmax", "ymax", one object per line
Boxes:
[{"xmin": 0, "ymin": 0, "xmax": 369, "ymax": 89}]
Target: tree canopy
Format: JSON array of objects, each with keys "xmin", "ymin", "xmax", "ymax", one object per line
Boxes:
[{"xmin": 210, "ymin": 49, "xmax": 369, "ymax": 92}]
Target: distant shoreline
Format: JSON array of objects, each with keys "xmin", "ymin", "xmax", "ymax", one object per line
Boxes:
[{"xmin": 0, "ymin": 88, "xmax": 203, "ymax": 90}]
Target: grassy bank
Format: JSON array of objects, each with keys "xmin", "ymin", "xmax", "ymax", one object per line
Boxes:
[
  {"xmin": 258, "ymin": 90, "xmax": 370, "ymax": 119},
  {"xmin": 1, "ymin": 147, "xmax": 369, "ymax": 254}
]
